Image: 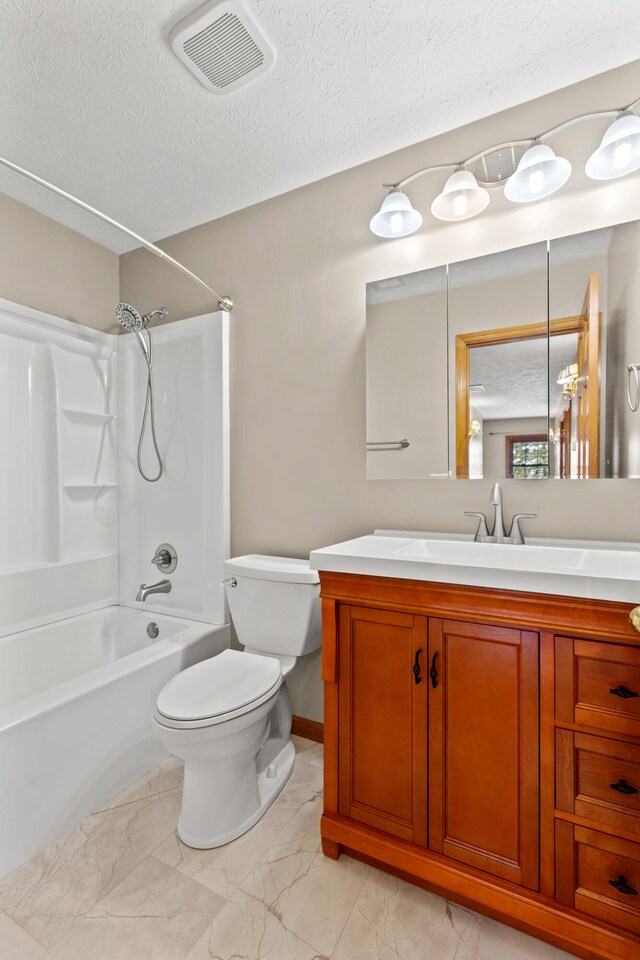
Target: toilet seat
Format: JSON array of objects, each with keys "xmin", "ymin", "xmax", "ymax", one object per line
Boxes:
[{"xmin": 155, "ymin": 649, "xmax": 282, "ymax": 729}]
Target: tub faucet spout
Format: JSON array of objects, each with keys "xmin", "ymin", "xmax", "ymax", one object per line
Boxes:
[{"xmin": 136, "ymin": 579, "xmax": 171, "ymax": 602}]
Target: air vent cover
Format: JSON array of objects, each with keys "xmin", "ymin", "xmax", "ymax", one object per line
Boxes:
[{"xmin": 170, "ymin": 0, "xmax": 275, "ymax": 95}]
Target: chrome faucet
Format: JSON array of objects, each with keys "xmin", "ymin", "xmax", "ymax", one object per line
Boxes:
[
  {"xmin": 136, "ymin": 579, "xmax": 172, "ymax": 602},
  {"xmin": 465, "ymin": 482, "xmax": 537, "ymax": 544},
  {"xmin": 489, "ymin": 482, "xmax": 506, "ymax": 540}
]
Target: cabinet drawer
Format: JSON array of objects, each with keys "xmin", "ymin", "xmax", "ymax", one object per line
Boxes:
[
  {"xmin": 574, "ymin": 827, "xmax": 640, "ymax": 935},
  {"xmin": 556, "ymin": 638, "xmax": 640, "ymax": 738},
  {"xmin": 556, "ymin": 731, "xmax": 640, "ymax": 835}
]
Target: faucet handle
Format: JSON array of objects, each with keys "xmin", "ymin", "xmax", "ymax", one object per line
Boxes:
[
  {"xmin": 508, "ymin": 513, "xmax": 537, "ymax": 545},
  {"xmin": 150, "ymin": 542, "xmax": 177, "ymax": 573},
  {"xmin": 464, "ymin": 511, "xmax": 490, "ymax": 541}
]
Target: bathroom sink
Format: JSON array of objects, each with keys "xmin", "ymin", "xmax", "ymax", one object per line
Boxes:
[{"xmin": 309, "ymin": 530, "xmax": 640, "ymax": 603}]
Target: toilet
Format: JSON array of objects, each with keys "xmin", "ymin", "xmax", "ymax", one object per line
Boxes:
[{"xmin": 152, "ymin": 554, "xmax": 322, "ymax": 848}]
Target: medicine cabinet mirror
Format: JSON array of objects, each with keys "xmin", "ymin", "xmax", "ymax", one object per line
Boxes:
[{"xmin": 365, "ymin": 219, "xmax": 640, "ymax": 479}]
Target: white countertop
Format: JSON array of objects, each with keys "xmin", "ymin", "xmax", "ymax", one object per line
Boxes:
[{"xmin": 310, "ymin": 530, "xmax": 640, "ymax": 605}]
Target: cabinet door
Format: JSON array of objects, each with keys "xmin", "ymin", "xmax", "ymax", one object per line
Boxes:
[
  {"xmin": 338, "ymin": 605, "xmax": 427, "ymax": 844},
  {"xmin": 428, "ymin": 619, "xmax": 539, "ymax": 889}
]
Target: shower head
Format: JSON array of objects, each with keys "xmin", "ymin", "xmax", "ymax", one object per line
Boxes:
[
  {"xmin": 115, "ymin": 302, "xmax": 144, "ymax": 332},
  {"xmin": 115, "ymin": 301, "xmax": 151, "ymax": 363}
]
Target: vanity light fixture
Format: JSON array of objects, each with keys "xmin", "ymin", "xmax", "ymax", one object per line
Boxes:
[
  {"xmin": 468, "ymin": 419, "xmax": 482, "ymax": 438},
  {"xmin": 585, "ymin": 112, "xmax": 640, "ymax": 180},
  {"xmin": 370, "ymin": 94, "xmax": 640, "ymax": 238},
  {"xmin": 369, "ymin": 189, "xmax": 423, "ymax": 238},
  {"xmin": 557, "ymin": 362, "xmax": 579, "ymax": 399},
  {"xmin": 431, "ymin": 169, "xmax": 490, "ymax": 221},
  {"xmin": 503, "ymin": 143, "xmax": 571, "ymax": 203}
]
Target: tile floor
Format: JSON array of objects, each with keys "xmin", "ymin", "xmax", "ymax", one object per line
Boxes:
[{"xmin": 0, "ymin": 737, "xmax": 578, "ymax": 960}]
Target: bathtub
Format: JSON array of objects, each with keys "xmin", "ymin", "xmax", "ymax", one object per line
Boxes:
[{"xmin": 0, "ymin": 605, "xmax": 229, "ymax": 879}]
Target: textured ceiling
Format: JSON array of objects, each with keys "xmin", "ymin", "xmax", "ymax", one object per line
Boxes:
[
  {"xmin": 1, "ymin": 1, "xmax": 640, "ymax": 252},
  {"xmin": 470, "ymin": 334, "xmax": 578, "ymax": 420}
]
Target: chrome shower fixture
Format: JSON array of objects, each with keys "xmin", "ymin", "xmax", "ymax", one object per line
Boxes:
[
  {"xmin": 115, "ymin": 302, "xmax": 168, "ymax": 483},
  {"xmin": 115, "ymin": 301, "xmax": 144, "ymax": 332},
  {"xmin": 115, "ymin": 302, "xmax": 168, "ymax": 332},
  {"xmin": 142, "ymin": 307, "xmax": 169, "ymax": 325}
]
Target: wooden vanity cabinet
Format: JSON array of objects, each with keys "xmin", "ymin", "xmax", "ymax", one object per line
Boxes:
[
  {"xmin": 320, "ymin": 572, "xmax": 640, "ymax": 960},
  {"xmin": 337, "ymin": 604, "xmax": 428, "ymax": 844},
  {"xmin": 427, "ymin": 618, "xmax": 539, "ymax": 889}
]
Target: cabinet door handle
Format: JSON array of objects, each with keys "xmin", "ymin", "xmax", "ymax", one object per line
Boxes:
[
  {"xmin": 610, "ymin": 779, "xmax": 639, "ymax": 796},
  {"xmin": 413, "ymin": 648, "xmax": 422, "ymax": 685},
  {"xmin": 430, "ymin": 651, "xmax": 439, "ymax": 689},
  {"xmin": 609, "ymin": 685, "xmax": 639, "ymax": 699},
  {"xmin": 609, "ymin": 876, "xmax": 638, "ymax": 896}
]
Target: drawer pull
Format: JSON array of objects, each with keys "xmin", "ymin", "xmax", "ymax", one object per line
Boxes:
[
  {"xmin": 430, "ymin": 651, "xmax": 438, "ymax": 689},
  {"xmin": 609, "ymin": 685, "xmax": 639, "ymax": 699},
  {"xmin": 413, "ymin": 648, "xmax": 422, "ymax": 685},
  {"xmin": 609, "ymin": 876, "xmax": 638, "ymax": 896},
  {"xmin": 610, "ymin": 779, "xmax": 639, "ymax": 796}
]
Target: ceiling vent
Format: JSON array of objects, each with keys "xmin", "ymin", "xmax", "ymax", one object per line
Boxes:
[{"xmin": 170, "ymin": 0, "xmax": 275, "ymax": 95}]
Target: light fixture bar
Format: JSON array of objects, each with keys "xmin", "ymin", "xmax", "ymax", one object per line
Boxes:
[
  {"xmin": 380, "ymin": 95, "xmax": 640, "ymax": 191},
  {"xmin": 0, "ymin": 154, "xmax": 234, "ymax": 312}
]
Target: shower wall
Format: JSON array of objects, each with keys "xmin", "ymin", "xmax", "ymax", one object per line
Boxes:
[
  {"xmin": 0, "ymin": 298, "xmax": 117, "ymax": 636},
  {"xmin": 117, "ymin": 313, "xmax": 229, "ymax": 625},
  {"xmin": 1, "ymin": 301, "xmax": 230, "ymax": 635}
]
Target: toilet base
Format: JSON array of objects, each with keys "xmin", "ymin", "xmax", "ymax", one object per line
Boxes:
[{"xmin": 178, "ymin": 738, "xmax": 296, "ymax": 848}]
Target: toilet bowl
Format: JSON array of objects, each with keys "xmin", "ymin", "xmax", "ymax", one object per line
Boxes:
[{"xmin": 153, "ymin": 555, "xmax": 321, "ymax": 848}]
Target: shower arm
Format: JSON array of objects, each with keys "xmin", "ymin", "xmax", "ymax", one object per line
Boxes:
[{"xmin": 0, "ymin": 155, "xmax": 233, "ymax": 313}]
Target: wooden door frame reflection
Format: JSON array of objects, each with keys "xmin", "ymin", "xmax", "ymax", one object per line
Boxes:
[{"xmin": 455, "ymin": 316, "xmax": 582, "ymax": 479}]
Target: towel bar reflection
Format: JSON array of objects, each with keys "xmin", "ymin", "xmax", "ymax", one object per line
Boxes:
[
  {"xmin": 366, "ymin": 439, "xmax": 410, "ymax": 450},
  {"xmin": 627, "ymin": 364, "xmax": 640, "ymax": 412}
]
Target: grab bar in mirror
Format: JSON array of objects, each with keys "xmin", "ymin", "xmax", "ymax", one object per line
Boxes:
[
  {"xmin": 627, "ymin": 364, "xmax": 640, "ymax": 412},
  {"xmin": 366, "ymin": 439, "xmax": 410, "ymax": 449}
]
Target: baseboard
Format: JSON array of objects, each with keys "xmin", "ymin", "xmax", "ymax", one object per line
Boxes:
[{"xmin": 291, "ymin": 715, "xmax": 324, "ymax": 743}]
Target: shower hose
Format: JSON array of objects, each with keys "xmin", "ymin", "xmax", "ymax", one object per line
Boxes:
[{"xmin": 137, "ymin": 324, "xmax": 163, "ymax": 482}]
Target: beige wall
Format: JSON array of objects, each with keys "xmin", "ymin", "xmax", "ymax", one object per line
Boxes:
[
  {"xmin": 0, "ymin": 192, "xmax": 119, "ymax": 332},
  {"xmin": 121, "ymin": 60, "xmax": 640, "ymax": 722}
]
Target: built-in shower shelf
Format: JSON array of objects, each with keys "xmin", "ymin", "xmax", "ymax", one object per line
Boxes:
[
  {"xmin": 61, "ymin": 408, "xmax": 115, "ymax": 424},
  {"xmin": 63, "ymin": 483, "xmax": 117, "ymax": 496}
]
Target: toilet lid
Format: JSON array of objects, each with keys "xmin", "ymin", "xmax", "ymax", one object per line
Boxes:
[{"xmin": 156, "ymin": 649, "xmax": 282, "ymax": 723}]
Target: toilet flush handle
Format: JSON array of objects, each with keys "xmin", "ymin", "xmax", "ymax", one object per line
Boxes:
[{"xmin": 223, "ymin": 577, "xmax": 238, "ymax": 588}]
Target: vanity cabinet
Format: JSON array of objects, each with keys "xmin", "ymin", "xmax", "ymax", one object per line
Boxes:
[
  {"xmin": 427, "ymin": 618, "xmax": 539, "ymax": 889},
  {"xmin": 320, "ymin": 573, "xmax": 640, "ymax": 960},
  {"xmin": 337, "ymin": 605, "xmax": 427, "ymax": 843}
]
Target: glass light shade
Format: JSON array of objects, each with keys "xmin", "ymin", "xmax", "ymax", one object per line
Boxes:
[
  {"xmin": 430, "ymin": 169, "xmax": 490, "ymax": 221},
  {"xmin": 369, "ymin": 190, "xmax": 422, "ymax": 238},
  {"xmin": 557, "ymin": 362, "xmax": 578, "ymax": 385},
  {"xmin": 585, "ymin": 113, "xmax": 640, "ymax": 180},
  {"xmin": 504, "ymin": 143, "xmax": 571, "ymax": 203}
]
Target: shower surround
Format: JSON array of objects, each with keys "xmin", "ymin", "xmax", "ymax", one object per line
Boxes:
[{"xmin": 0, "ymin": 299, "xmax": 229, "ymax": 878}]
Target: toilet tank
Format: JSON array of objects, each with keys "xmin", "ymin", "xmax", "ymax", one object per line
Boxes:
[{"xmin": 223, "ymin": 555, "xmax": 322, "ymax": 658}]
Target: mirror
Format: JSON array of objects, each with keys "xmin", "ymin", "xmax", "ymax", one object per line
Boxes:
[
  {"xmin": 366, "ymin": 219, "xmax": 640, "ymax": 479},
  {"xmin": 549, "ymin": 224, "xmax": 640, "ymax": 479},
  {"xmin": 366, "ymin": 266, "xmax": 448, "ymax": 479},
  {"xmin": 448, "ymin": 242, "xmax": 548, "ymax": 479}
]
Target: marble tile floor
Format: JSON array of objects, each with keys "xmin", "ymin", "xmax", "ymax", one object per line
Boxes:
[{"xmin": 0, "ymin": 737, "xmax": 579, "ymax": 960}]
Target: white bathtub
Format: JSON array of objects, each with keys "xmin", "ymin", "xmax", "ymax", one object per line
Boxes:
[{"xmin": 0, "ymin": 605, "xmax": 229, "ymax": 879}]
